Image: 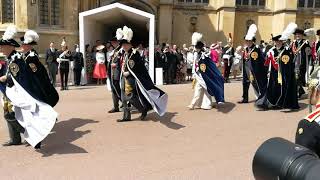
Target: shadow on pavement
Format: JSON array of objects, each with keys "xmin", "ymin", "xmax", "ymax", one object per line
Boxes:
[
  {"xmin": 216, "ymin": 102, "xmax": 236, "ymax": 114},
  {"xmin": 69, "ymin": 86, "xmax": 97, "ymax": 91},
  {"xmin": 148, "ymin": 112, "xmax": 185, "ymax": 130},
  {"xmin": 281, "ymin": 102, "xmax": 308, "ymax": 113},
  {"xmin": 39, "ymin": 118, "xmax": 98, "ymax": 157}
]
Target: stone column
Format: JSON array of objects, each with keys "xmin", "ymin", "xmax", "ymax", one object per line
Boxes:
[
  {"xmin": 215, "ymin": 0, "xmax": 236, "ymax": 44},
  {"xmin": 217, "ymin": 9, "xmax": 235, "ymax": 43},
  {"xmin": 272, "ymin": 0, "xmax": 297, "ymax": 35},
  {"xmin": 15, "ymin": 0, "xmax": 29, "ymax": 29},
  {"xmin": 158, "ymin": 0, "xmax": 173, "ymax": 44}
]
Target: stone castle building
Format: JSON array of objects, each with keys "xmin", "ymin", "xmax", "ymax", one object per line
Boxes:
[{"xmin": 1, "ymin": 0, "xmax": 320, "ymax": 53}]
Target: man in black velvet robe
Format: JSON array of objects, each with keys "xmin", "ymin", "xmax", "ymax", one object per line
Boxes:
[
  {"xmin": 238, "ymin": 37, "xmax": 267, "ymax": 104},
  {"xmin": 292, "ymin": 29, "xmax": 312, "ymax": 98},
  {"xmin": 0, "ymin": 28, "xmax": 25, "ymax": 146},
  {"xmin": 118, "ymin": 26, "xmax": 168, "ymax": 122},
  {"xmin": 256, "ymin": 35, "xmax": 299, "ymax": 110},
  {"xmin": 19, "ymin": 30, "xmax": 59, "ymax": 149},
  {"xmin": 20, "ymin": 36, "xmax": 59, "ymax": 108}
]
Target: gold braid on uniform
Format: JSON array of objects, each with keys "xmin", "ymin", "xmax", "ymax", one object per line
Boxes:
[{"xmin": 124, "ymin": 49, "xmax": 136, "ymax": 96}]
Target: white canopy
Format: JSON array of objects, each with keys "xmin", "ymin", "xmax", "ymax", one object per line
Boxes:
[{"xmin": 79, "ymin": 3, "xmax": 155, "ymax": 82}]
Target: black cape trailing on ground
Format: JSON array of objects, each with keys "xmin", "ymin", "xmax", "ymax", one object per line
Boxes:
[
  {"xmin": 127, "ymin": 49, "xmax": 168, "ymax": 116},
  {"xmin": 256, "ymin": 46, "xmax": 299, "ymax": 109}
]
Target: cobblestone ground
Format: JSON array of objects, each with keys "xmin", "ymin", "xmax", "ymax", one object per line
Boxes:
[{"xmin": 0, "ymin": 81, "xmax": 308, "ymax": 180}]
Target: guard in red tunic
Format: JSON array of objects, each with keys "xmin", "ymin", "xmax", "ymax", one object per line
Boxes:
[{"xmin": 295, "ymin": 71, "xmax": 320, "ymax": 156}]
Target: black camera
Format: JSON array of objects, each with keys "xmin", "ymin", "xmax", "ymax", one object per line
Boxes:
[{"xmin": 252, "ymin": 137, "xmax": 320, "ymax": 180}]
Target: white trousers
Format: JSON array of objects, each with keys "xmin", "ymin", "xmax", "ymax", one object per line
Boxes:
[{"xmin": 189, "ymin": 81, "xmax": 212, "ymax": 110}]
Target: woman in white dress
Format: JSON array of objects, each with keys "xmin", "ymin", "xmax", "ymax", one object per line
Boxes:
[
  {"xmin": 232, "ymin": 46, "xmax": 243, "ymax": 79},
  {"xmin": 93, "ymin": 45, "xmax": 107, "ymax": 85}
]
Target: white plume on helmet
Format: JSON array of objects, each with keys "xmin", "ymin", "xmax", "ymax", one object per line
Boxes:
[
  {"xmin": 305, "ymin": 28, "xmax": 315, "ymax": 37},
  {"xmin": 245, "ymin": 24, "xmax": 257, "ymax": 41},
  {"xmin": 2, "ymin": 25, "xmax": 17, "ymax": 41},
  {"xmin": 192, "ymin": 32, "xmax": 203, "ymax": 46},
  {"xmin": 116, "ymin": 28, "xmax": 123, "ymax": 40},
  {"xmin": 279, "ymin": 22, "xmax": 298, "ymax": 41},
  {"xmin": 122, "ymin": 26, "xmax": 133, "ymax": 42},
  {"xmin": 61, "ymin": 37, "xmax": 66, "ymax": 47},
  {"xmin": 23, "ymin": 30, "xmax": 39, "ymax": 44}
]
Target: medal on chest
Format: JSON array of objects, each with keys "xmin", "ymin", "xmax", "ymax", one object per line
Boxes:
[
  {"xmin": 281, "ymin": 55, "xmax": 290, "ymax": 64},
  {"xmin": 251, "ymin": 52, "xmax": 258, "ymax": 61}
]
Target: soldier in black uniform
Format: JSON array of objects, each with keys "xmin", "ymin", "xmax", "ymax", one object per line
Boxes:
[
  {"xmin": 291, "ymin": 29, "xmax": 312, "ymax": 98},
  {"xmin": 71, "ymin": 44, "xmax": 84, "ymax": 86},
  {"xmin": 222, "ymin": 36, "xmax": 234, "ymax": 83},
  {"xmin": 0, "ymin": 26, "xmax": 25, "ymax": 146},
  {"xmin": 57, "ymin": 39, "xmax": 72, "ymax": 90},
  {"xmin": 295, "ymin": 76, "xmax": 320, "ymax": 156},
  {"xmin": 238, "ymin": 24, "xmax": 267, "ymax": 104},
  {"xmin": 108, "ymin": 36, "xmax": 122, "ymax": 113}
]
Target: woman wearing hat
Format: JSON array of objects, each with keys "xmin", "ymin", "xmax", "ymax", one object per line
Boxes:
[
  {"xmin": 232, "ymin": 46, "xmax": 243, "ymax": 79},
  {"xmin": 93, "ymin": 44, "xmax": 107, "ymax": 85}
]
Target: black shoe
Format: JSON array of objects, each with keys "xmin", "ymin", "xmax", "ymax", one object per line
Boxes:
[
  {"xmin": 2, "ymin": 141, "xmax": 22, "ymax": 146},
  {"xmin": 237, "ymin": 100, "xmax": 248, "ymax": 104},
  {"xmin": 140, "ymin": 111, "xmax": 148, "ymax": 121},
  {"xmin": 117, "ymin": 119, "xmax": 131, "ymax": 122},
  {"xmin": 35, "ymin": 142, "xmax": 41, "ymax": 149},
  {"xmin": 108, "ymin": 108, "xmax": 120, "ymax": 113},
  {"xmin": 60, "ymin": 87, "xmax": 64, "ymax": 91}
]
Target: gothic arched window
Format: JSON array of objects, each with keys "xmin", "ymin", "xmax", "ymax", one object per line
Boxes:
[
  {"xmin": 177, "ymin": 0, "xmax": 209, "ymax": 4},
  {"xmin": 298, "ymin": 0, "xmax": 320, "ymax": 8},
  {"xmin": 236, "ymin": 0, "xmax": 265, "ymax": 7},
  {"xmin": 1, "ymin": 0, "xmax": 14, "ymax": 23},
  {"xmin": 39, "ymin": 0, "xmax": 61, "ymax": 26}
]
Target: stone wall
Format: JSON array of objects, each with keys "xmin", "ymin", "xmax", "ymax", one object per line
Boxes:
[{"xmin": 1, "ymin": 0, "xmax": 320, "ymax": 52}]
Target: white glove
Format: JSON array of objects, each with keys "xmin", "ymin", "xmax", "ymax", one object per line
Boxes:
[
  {"xmin": 70, "ymin": 61, "xmax": 74, "ymax": 70},
  {"xmin": 123, "ymin": 72, "xmax": 130, "ymax": 77},
  {"xmin": 192, "ymin": 73, "xmax": 196, "ymax": 79}
]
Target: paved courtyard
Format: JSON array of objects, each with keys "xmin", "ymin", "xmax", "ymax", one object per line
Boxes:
[{"xmin": 0, "ymin": 81, "xmax": 308, "ymax": 180}]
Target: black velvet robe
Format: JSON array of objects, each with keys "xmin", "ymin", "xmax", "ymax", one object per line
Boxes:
[{"xmin": 24, "ymin": 50, "xmax": 59, "ymax": 107}]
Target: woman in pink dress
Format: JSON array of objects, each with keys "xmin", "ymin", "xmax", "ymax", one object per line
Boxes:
[{"xmin": 93, "ymin": 45, "xmax": 107, "ymax": 85}]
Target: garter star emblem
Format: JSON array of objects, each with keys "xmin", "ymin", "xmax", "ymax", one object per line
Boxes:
[
  {"xmin": 298, "ymin": 128, "xmax": 303, "ymax": 135},
  {"xmin": 29, "ymin": 63, "xmax": 37, "ymax": 72},
  {"xmin": 9, "ymin": 63, "xmax": 19, "ymax": 76},
  {"xmin": 251, "ymin": 52, "xmax": 258, "ymax": 60},
  {"xmin": 281, "ymin": 55, "xmax": 290, "ymax": 64},
  {"xmin": 128, "ymin": 59, "xmax": 135, "ymax": 68},
  {"xmin": 200, "ymin": 64, "xmax": 206, "ymax": 72}
]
